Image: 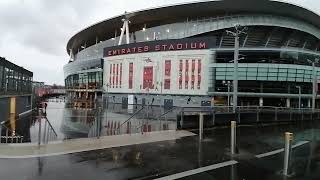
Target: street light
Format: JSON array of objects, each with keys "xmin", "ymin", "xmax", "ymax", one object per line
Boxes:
[
  {"xmin": 296, "ymin": 86, "xmax": 301, "ymax": 109},
  {"xmin": 226, "ymin": 24, "xmax": 247, "ymax": 113}
]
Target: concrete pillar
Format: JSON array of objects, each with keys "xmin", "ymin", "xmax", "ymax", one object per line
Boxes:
[
  {"xmin": 259, "ymin": 97, "xmax": 263, "ymax": 107},
  {"xmin": 286, "ymin": 98, "xmax": 291, "ymax": 108}
]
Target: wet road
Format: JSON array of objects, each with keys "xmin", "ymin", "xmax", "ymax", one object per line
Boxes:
[{"xmin": 1, "ymin": 121, "xmax": 320, "ymax": 180}]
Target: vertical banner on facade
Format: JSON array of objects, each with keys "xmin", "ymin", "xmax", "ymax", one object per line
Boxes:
[
  {"xmin": 185, "ymin": 60, "xmax": 189, "ymax": 89},
  {"xmin": 112, "ymin": 63, "xmax": 115, "ymax": 88},
  {"xmin": 164, "ymin": 60, "xmax": 171, "ymax": 90},
  {"xmin": 120, "ymin": 63, "xmax": 122, "ymax": 88},
  {"xmin": 143, "ymin": 66, "xmax": 153, "ymax": 89},
  {"xmin": 197, "ymin": 59, "xmax": 202, "ymax": 89},
  {"xmin": 191, "ymin": 59, "xmax": 195, "ymax": 89},
  {"xmin": 116, "ymin": 64, "xmax": 119, "ymax": 88},
  {"xmin": 109, "ymin": 64, "xmax": 112, "ymax": 87},
  {"xmin": 129, "ymin": 63, "xmax": 133, "ymax": 89},
  {"xmin": 179, "ymin": 60, "xmax": 183, "ymax": 89}
]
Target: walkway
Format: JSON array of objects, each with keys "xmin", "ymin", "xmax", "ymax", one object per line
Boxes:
[{"xmin": 0, "ymin": 130, "xmax": 195, "ymax": 158}]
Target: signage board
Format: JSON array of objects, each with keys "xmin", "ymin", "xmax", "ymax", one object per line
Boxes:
[{"xmin": 104, "ymin": 37, "xmax": 216, "ymax": 57}]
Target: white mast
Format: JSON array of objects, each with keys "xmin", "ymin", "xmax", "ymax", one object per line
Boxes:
[{"xmin": 118, "ymin": 12, "xmax": 131, "ymax": 45}]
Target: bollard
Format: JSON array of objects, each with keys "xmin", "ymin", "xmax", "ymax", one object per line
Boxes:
[
  {"xmin": 38, "ymin": 109, "xmax": 42, "ymax": 146},
  {"xmin": 199, "ymin": 113, "xmax": 204, "ymax": 140},
  {"xmin": 231, "ymin": 121, "xmax": 237, "ymax": 155},
  {"xmin": 180, "ymin": 109, "xmax": 184, "ymax": 129},
  {"xmin": 283, "ymin": 132, "xmax": 293, "ymax": 176},
  {"xmin": 43, "ymin": 120, "xmax": 47, "ymax": 144}
]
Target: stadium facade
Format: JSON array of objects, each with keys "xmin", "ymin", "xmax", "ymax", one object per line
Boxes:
[{"xmin": 64, "ymin": 0, "xmax": 320, "ymax": 109}]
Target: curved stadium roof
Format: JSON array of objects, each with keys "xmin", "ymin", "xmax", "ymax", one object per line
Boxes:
[{"xmin": 67, "ymin": 0, "xmax": 320, "ymax": 54}]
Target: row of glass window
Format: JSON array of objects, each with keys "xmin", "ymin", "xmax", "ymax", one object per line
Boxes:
[
  {"xmin": 65, "ymin": 71, "xmax": 103, "ymax": 89},
  {"xmin": 214, "ymin": 65, "xmax": 316, "ymax": 82},
  {"xmin": 0, "ymin": 65, "xmax": 32, "ymax": 95},
  {"xmin": 215, "ymin": 80, "xmax": 313, "ymax": 94}
]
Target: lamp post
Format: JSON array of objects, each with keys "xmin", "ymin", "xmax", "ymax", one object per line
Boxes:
[
  {"xmin": 312, "ymin": 62, "xmax": 316, "ymax": 111},
  {"xmin": 296, "ymin": 86, "xmax": 301, "ymax": 110},
  {"xmin": 226, "ymin": 25, "xmax": 247, "ymax": 113}
]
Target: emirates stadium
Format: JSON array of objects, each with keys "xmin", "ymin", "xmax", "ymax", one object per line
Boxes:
[{"xmin": 64, "ymin": 0, "xmax": 320, "ymax": 109}]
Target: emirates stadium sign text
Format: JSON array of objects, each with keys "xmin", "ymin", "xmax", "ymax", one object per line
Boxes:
[{"xmin": 103, "ymin": 37, "xmax": 216, "ymax": 57}]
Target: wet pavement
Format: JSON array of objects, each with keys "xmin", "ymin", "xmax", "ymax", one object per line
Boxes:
[
  {"xmin": 0, "ymin": 120, "xmax": 320, "ymax": 179},
  {"xmin": 8, "ymin": 99, "xmax": 177, "ymax": 143},
  {"xmin": 1, "ymin": 99, "xmax": 320, "ymax": 179}
]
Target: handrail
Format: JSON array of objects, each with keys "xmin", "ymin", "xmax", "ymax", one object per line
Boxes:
[
  {"xmin": 156, "ymin": 107, "xmax": 179, "ymax": 120},
  {"xmin": 1, "ymin": 116, "xmax": 24, "ymax": 136},
  {"xmin": 136, "ymin": 107, "xmax": 179, "ymax": 131},
  {"xmin": 117, "ymin": 106, "xmax": 145, "ymax": 129},
  {"xmin": 43, "ymin": 117, "xmax": 58, "ymax": 138},
  {"xmin": 0, "ymin": 122, "xmax": 24, "ymax": 143}
]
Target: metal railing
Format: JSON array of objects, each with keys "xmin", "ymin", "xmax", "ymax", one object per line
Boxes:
[
  {"xmin": 0, "ymin": 122, "xmax": 24, "ymax": 143},
  {"xmin": 37, "ymin": 109, "xmax": 58, "ymax": 145}
]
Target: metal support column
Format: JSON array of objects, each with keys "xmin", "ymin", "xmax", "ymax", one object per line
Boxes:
[{"xmin": 312, "ymin": 62, "xmax": 316, "ymax": 111}]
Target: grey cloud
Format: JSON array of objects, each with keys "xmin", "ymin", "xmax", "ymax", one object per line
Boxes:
[{"xmin": 0, "ymin": 0, "xmax": 320, "ymax": 85}]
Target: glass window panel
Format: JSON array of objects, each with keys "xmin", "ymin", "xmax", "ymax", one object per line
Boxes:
[
  {"xmin": 258, "ymin": 68, "xmax": 268, "ymax": 72},
  {"xmin": 216, "ymin": 68, "xmax": 226, "ymax": 72},
  {"xmin": 268, "ymin": 73, "xmax": 277, "ymax": 76},
  {"xmin": 216, "ymin": 72, "xmax": 226, "ymax": 76},
  {"xmin": 226, "ymin": 75, "xmax": 233, "ymax": 79},
  {"xmin": 278, "ymin": 77, "xmax": 287, "ymax": 81},
  {"xmin": 247, "ymin": 77, "xmax": 256, "ymax": 80},
  {"xmin": 247, "ymin": 72, "xmax": 257, "ymax": 76},
  {"xmin": 278, "ymin": 72, "xmax": 287, "ymax": 77},
  {"xmin": 257, "ymin": 77, "xmax": 267, "ymax": 80},
  {"xmin": 216, "ymin": 76, "xmax": 225, "ymax": 80},
  {"xmin": 304, "ymin": 79, "xmax": 311, "ymax": 83},
  {"xmin": 247, "ymin": 68, "xmax": 257, "ymax": 72},
  {"xmin": 258, "ymin": 72, "xmax": 268, "ymax": 76},
  {"xmin": 226, "ymin": 72, "xmax": 233, "ymax": 76},
  {"xmin": 288, "ymin": 69, "xmax": 296, "ymax": 73},
  {"xmin": 297, "ymin": 70, "xmax": 304, "ymax": 74},
  {"xmin": 268, "ymin": 77, "xmax": 277, "ymax": 81},
  {"xmin": 287, "ymin": 73, "xmax": 296, "ymax": 77},
  {"xmin": 279, "ymin": 69, "xmax": 287, "ymax": 73},
  {"xmin": 296, "ymin": 74, "xmax": 304, "ymax": 78},
  {"xmin": 268, "ymin": 68, "xmax": 278, "ymax": 72}
]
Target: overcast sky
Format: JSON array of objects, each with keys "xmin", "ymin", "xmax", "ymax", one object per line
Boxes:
[{"xmin": 0, "ymin": 0, "xmax": 319, "ymax": 85}]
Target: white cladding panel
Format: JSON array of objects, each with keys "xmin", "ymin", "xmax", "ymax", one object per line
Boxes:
[{"xmin": 103, "ymin": 49, "xmax": 211, "ymax": 95}]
